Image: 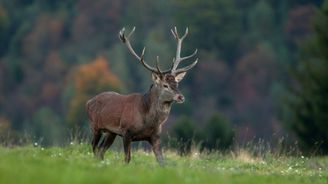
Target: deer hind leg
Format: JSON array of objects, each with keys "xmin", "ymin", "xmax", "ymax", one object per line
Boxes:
[
  {"xmin": 123, "ymin": 134, "xmax": 132, "ymax": 164},
  {"xmin": 92, "ymin": 129, "xmax": 102, "ymax": 156},
  {"xmin": 98, "ymin": 132, "xmax": 117, "ymax": 160}
]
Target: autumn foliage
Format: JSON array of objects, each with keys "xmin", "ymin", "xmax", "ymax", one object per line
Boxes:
[{"xmin": 67, "ymin": 57, "xmax": 122, "ymax": 127}]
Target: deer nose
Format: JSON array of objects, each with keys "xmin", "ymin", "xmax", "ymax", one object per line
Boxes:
[{"xmin": 175, "ymin": 94, "xmax": 185, "ymax": 103}]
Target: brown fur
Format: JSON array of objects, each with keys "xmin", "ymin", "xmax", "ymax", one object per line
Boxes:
[{"xmin": 86, "ymin": 81, "xmax": 175, "ymax": 164}]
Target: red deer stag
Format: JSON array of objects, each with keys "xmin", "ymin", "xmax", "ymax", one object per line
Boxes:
[{"xmin": 86, "ymin": 27, "xmax": 198, "ymax": 165}]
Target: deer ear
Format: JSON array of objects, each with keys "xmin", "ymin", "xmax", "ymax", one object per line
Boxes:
[
  {"xmin": 152, "ymin": 73, "xmax": 161, "ymax": 84},
  {"xmin": 174, "ymin": 72, "xmax": 186, "ymax": 82}
]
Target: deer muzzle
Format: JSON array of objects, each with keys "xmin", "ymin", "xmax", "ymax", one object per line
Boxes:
[{"xmin": 174, "ymin": 94, "xmax": 185, "ymax": 104}]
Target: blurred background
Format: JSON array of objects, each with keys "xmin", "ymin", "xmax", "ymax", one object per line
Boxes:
[{"xmin": 0, "ymin": 0, "xmax": 327, "ymax": 154}]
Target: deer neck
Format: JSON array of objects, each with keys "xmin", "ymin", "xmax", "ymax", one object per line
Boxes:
[{"xmin": 142, "ymin": 85, "xmax": 172, "ymax": 123}]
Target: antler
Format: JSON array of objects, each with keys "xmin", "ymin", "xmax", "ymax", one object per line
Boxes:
[
  {"xmin": 119, "ymin": 27, "xmax": 198, "ymax": 75},
  {"xmin": 119, "ymin": 27, "xmax": 165, "ymax": 74},
  {"xmin": 170, "ymin": 27, "xmax": 198, "ymax": 74}
]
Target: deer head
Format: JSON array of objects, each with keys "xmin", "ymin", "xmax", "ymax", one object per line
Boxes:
[{"xmin": 119, "ymin": 27, "xmax": 198, "ymax": 104}]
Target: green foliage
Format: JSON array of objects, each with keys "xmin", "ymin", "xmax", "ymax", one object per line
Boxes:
[
  {"xmin": 27, "ymin": 107, "xmax": 66, "ymax": 145},
  {"xmin": 285, "ymin": 0, "xmax": 328, "ymax": 154},
  {"xmin": 0, "ymin": 6, "xmax": 10, "ymax": 56},
  {"xmin": 201, "ymin": 113, "xmax": 234, "ymax": 150},
  {"xmin": 169, "ymin": 116, "xmax": 196, "ymax": 155},
  {"xmin": 168, "ymin": 113, "xmax": 234, "ymax": 153},
  {"xmin": 173, "ymin": 0, "xmax": 242, "ymax": 61},
  {"xmin": 247, "ymin": 0, "xmax": 275, "ymax": 43}
]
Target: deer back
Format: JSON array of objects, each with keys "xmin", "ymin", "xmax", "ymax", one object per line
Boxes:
[{"xmin": 87, "ymin": 92, "xmax": 149, "ymax": 135}]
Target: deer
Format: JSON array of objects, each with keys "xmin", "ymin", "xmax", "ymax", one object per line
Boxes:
[{"xmin": 86, "ymin": 27, "xmax": 198, "ymax": 165}]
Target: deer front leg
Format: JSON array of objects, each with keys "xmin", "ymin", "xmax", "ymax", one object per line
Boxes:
[
  {"xmin": 123, "ymin": 135, "xmax": 132, "ymax": 163},
  {"xmin": 150, "ymin": 135, "xmax": 165, "ymax": 166}
]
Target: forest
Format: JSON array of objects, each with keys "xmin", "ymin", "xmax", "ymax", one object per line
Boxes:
[{"xmin": 0, "ymin": 0, "xmax": 327, "ymax": 154}]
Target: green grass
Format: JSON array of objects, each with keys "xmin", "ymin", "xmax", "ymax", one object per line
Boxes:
[{"xmin": 0, "ymin": 144, "xmax": 327, "ymax": 184}]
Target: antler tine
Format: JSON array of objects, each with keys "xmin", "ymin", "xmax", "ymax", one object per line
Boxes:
[
  {"xmin": 139, "ymin": 47, "xmax": 159, "ymax": 73},
  {"xmin": 174, "ymin": 58, "xmax": 198, "ymax": 74},
  {"xmin": 140, "ymin": 47, "xmax": 146, "ymax": 60},
  {"xmin": 180, "ymin": 49, "xmax": 198, "ymax": 61},
  {"xmin": 170, "ymin": 27, "xmax": 197, "ymax": 73},
  {"xmin": 156, "ymin": 56, "xmax": 162, "ymax": 74},
  {"xmin": 170, "ymin": 27, "xmax": 188, "ymax": 41},
  {"xmin": 128, "ymin": 26, "xmax": 136, "ymax": 38},
  {"xmin": 119, "ymin": 27, "xmax": 126, "ymax": 42},
  {"xmin": 141, "ymin": 47, "xmax": 146, "ymax": 57},
  {"xmin": 181, "ymin": 27, "xmax": 188, "ymax": 40},
  {"xmin": 174, "ymin": 26, "xmax": 179, "ymax": 38},
  {"xmin": 170, "ymin": 28, "xmax": 177, "ymax": 39},
  {"xmin": 119, "ymin": 27, "xmax": 159, "ymax": 73}
]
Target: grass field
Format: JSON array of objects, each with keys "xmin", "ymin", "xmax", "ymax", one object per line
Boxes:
[{"xmin": 0, "ymin": 143, "xmax": 327, "ymax": 184}]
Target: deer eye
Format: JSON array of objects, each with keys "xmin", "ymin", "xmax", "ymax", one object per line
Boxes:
[{"xmin": 163, "ymin": 84, "xmax": 169, "ymax": 88}]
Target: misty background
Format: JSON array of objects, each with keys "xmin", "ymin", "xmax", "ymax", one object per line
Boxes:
[{"xmin": 0, "ymin": 0, "xmax": 327, "ymax": 154}]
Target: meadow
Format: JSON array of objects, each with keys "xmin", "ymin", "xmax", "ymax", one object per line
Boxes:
[{"xmin": 0, "ymin": 143, "xmax": 327, "ymax": 184}]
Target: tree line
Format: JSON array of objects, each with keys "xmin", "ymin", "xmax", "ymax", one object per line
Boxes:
[{"xmin": 0, "ymin": 0, "xmax": 327, "ymax": 154}]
